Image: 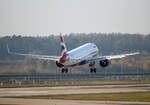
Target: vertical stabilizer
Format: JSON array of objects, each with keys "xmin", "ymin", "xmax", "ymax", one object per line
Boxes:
[
  {"xmin": 60, "ymin": 33, "xmax": 67, "ymax": 56},
  {"xmin": 59, "ymin": 33, "xmax": 67, "ymax": 63}
]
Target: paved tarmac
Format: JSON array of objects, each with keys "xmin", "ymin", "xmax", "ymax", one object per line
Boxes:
[
  {"xmin": 0, "ymin": 98, "xmax": 150, "ymax": 105},
  {"xmin": 0, "ymin": 84, "xmax": 150, "ymax": 105}
]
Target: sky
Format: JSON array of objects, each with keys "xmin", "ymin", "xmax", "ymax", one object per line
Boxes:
[{"xmin": 0, "ymin": 0, "xmax": 150, "ymax": 36}]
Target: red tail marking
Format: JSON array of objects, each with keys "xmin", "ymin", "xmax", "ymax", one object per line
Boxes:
[
  {"xmin": 59, "ymin": 52, "xmax": 67, "ymax": 63},
  {"xmin": 60, "ymin": 36, "xmax": 64, "ymax": 43}
]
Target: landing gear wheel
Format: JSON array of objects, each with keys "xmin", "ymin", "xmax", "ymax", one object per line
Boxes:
[
  {"xmin": 61, "ymin": 68, "xmax": 65, "ymax": 73},
  {"xmin": 61, "ymin": 68, "xmax": 68, "ymax": 73},
  {"xmin": 93, "ymin": 68, "xmax": 96, "ymax": 73},
  {"xmin": 65, "ymin": 68, "xmax": 68, "ymax": 73},
  {"xmin": 90, "ymin": 68, "xmax": 93, "ymax": 73},
  {"xmin": 90, "ymin": 68, "xmax": 96, "ymax": 73},
  {"xmin": 89, "ymin": 62, "xmax": 96, "ymax": 74}
]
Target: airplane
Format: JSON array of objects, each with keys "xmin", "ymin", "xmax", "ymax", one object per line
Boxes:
[{"xmin": 7, "ymin": 34, "xmax": 139, "ymax": 73}]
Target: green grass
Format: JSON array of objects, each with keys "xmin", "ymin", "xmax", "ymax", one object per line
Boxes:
[
  {"xmin": 10, "ymin": 92, "xmax": 150, "ymax": 102},
  {"xmin": 1, "ymin": 81, "xmax": 150, "ymax": 88}
]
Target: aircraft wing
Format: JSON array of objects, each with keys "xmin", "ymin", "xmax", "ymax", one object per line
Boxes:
[
  {"xmin": 7, "ymin": 45, "xmax": 59, "ymax": 61},
  {"xmin": 104, "ymin": 52, "xmax": 140, "ymax": 60},
  {"xmin": 86, "ymin": 52, "xmax": 139, "ymax": 62}
]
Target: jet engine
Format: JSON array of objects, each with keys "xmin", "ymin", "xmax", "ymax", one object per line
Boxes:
[
  {"xmin": 56, "ymin": 61, "xmax": 64, "ymax": 67},
  {"xmin": 99, "ymin": 59, "xmax": 110, "ymax": 67}
]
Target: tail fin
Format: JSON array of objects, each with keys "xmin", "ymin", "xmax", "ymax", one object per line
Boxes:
[{"xmin": 60, "ymin": 33, "xmax": 67, "ymax": 56}]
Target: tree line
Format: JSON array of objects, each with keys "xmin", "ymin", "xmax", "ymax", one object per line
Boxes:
[{"xmin": 0, "ymin": 33, "xmax": 150, "ymax": 74}]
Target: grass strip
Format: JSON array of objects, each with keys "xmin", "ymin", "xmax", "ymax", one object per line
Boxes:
[
  {"xmin": 1, "ymin": 81, "xmax": 150, "ymax": 88},
  {"xmin": 7, "ymin": 92, "xmax": 150, "ymax": 102}
]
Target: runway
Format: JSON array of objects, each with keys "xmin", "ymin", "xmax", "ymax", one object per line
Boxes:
[
  {"xmin": 0, "ymin": 98, "xmax": 150, "ymax": 105},
  {"xmin": 0, "ymin": 84, "xmax": 150, "ymax": 105},
  {"xmin": 0, "ymin": 84, "xmax": 150, "ymax": 97}
]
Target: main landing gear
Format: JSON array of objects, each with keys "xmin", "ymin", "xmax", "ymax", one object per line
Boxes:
[
  {"xmin": 61, "ymin": 68, "xmax": 68, "ymax": 73},
  {"xmin": 90, "ymin": 68, "xmax": 96, "ymax": 73},
  {"xmin": 89, "ymin": 62, "xmax": 96, "ymax": 73}
]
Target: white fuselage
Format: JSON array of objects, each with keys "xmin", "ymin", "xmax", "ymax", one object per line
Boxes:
[{"xmin": 64, "ymin": 43, "xmax": 99, "ymax": 66}]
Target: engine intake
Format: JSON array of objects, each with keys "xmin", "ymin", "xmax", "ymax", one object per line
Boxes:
[
  {"xmin": 56, "ymin": 61, "xmax": 64, "ymax": 67},
  {"xmin": 99, "ymin": 59, "xmax": 110, "ymax": 67}
]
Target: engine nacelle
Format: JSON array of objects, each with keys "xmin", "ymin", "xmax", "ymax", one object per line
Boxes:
[
  {"xmin": 56, "ymin": 61, "xmax": 64, "ymax": 68},
  {"xmin": 99, "ymin": 59, "xmax": 110, "ymax": 67}
]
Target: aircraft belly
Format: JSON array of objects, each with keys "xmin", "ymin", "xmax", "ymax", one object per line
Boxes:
[{"xmin": 64, "ymin": 59, "xmax": 81, "ymax": 66}]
